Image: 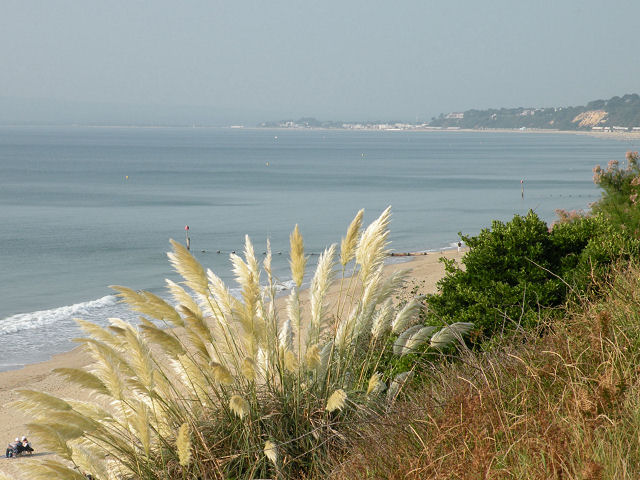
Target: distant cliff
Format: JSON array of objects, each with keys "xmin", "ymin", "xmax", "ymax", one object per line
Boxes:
[{"xmin": 429, "ymin": 94, "xmax": 640, "ymax": 131}]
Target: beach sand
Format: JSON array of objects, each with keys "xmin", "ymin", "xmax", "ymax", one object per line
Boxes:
[{"xmin": 0, "ymin": 249, "xmax": 465, "ymax": 478}]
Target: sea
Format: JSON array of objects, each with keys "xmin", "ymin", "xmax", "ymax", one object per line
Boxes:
[{"xmin": 1, "ymin": 126, "xmax": 637, "ymax": 371}]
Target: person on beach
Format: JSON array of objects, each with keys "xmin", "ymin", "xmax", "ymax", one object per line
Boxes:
[
  {"xmin": 5, "ymin": 438, "xmax": 21, "ymax": 457},
  {"xmin": 21, "ymin": 436, "xmax": 34, "ymax": 454},
  {"xmin": 457, "ymin": 241, "xmax": 462, "ymax": 252}
]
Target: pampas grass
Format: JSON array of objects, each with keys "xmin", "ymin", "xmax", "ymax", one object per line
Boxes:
[{"xmin": 13, "ymin": 207, "xmax": 472, "ymax": 480}]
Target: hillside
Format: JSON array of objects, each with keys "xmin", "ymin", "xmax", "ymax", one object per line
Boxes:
[{"xmin": 430, "ymin": 93, "xmax": 640, "ymax": 131}]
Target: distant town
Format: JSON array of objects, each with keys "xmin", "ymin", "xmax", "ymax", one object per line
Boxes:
[{"xmin": 258, "ymin": 93, "xmax": 640, "ymax": 133}]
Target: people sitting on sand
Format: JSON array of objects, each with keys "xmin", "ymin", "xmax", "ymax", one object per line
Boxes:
[
  {"xmin": 5, "ymin": 438, "xmax": 21, "ymax": 458},
  {"xmin": 21, "ymin": 436, "xmax": 34, "ymax": 454}
]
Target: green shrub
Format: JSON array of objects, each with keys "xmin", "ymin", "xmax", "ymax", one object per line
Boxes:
[
  {"xmin": 425, "ymin": 210, "xmax": 634, "ymax": 339},
  {"xmin": 426, "ymin": 211, "xmax": 565, "ymax": 337},
  {"xmin": 592, "ymin": 151, "xmax": 640, "ymax": 237}
]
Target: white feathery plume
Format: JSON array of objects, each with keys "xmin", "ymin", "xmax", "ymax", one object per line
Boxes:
[
  {"xmin": 206, "ymin": 268, "xmax": 237, "ymax": 321},
  {"xmin": 305, "ymin": 344, "xmax": 321, "ymax": 370},
  {"xmin": 284, "ymin": 349, "xmax": 297, "ymax": 373},
  {"xmin": 355, "ymin": 207, "xmax": 391, "ymax": 283},
  {"xmin": 81, "ymin": 338, "xmax": 133, "ymax": 399},
  {"xmin": 210, "ymin": 362, "xmax": 235, "ymax": 385},
  {"xmin": 110, "ymin": 318, "xmax": 154, "ymax": 392},
  {"xmin": 279, "ymin": 317, "xmax": 294, "ymax": 352},
  {"xmin": 286, "ymin": 286, "xmax": 301, "ymax": 337},
  {"xmin": 111, "ymin": 285, "xmax": 182, "ymax": 326},
  {"xmin": 340, "ymin": 209, "xmax": 364, "ymax": 266},
  {"xmin": 371, "ymin": 298, "xmax": 394, "ymax": 340},
  {"xmin": 263, "ymin": 238, "xmax": 273, "ymax": 279},
  {"xmin": 243, "ymin": 234, "xmax": 260, "ymax": 285},
  {"xmin": 264, "ymin": 440, "xmax": 278, "ymax": 465},
  {"xmin": 326, "ymin": 389, "xmax": 347, "ymax": 412},
  {"xmin": 52, "ymin": 368, "xmax": 109, "ymax": 396},
  {"xmin": 70, "ymin": 445, "xmax": 109, "ymax": 480},
  {"xmin": 166, "ymin": 278, "xmax": 201, "ymax": 322},
  {"xmin": 14, "ymin": 459, "xmax": 86, "ymax": 479},
  {"xmin": 334, "ymin": 308, "xmax": 357, "ymax": 350},
  {"xmin": 392, "ymin": 325, "xmax": 423, "ymax": 356},
  {"xmin": 138, "ymin": 318, "xmax": 185, "ymax": 359},
  {"xmin": 430, "ymin": 322, "xmax": 474, "ymax": 349},
  {"xmin": 173, "ymin": 355, "xmax": 210, "ymax": 402},
  {"xmin": 241, "ymin": 357, "xmax": 257, "ymax": 381},
  {"xmin": 391, "ymin": 298, "xmax": 422, "ymax": 334},
  {"xmin": 317, "ymin": 340, "xmax": 334, "ymax": 380},
  {"xmin": 374, "ymin": 269, "xmax": 409, "ymax": 305},
  {"xmin": 230, "ymin": 250, "xmax": 262, "ymax": 346},
  {"xmin": 177, "ymin": 423, "xmax": 192, "ymax": 467},
  {"xmin": 403, "ymin": 326, "xmax": 438, "ymax": 356},
  {"xmin": 289, "ymin": 224, "xmax": 307, "ymax": 288},
  {"xmin": 308, "ymin": 244, "xmax": 336, "ymax": 343},
  {"xmin": 167, "ymin": 239, "xmax": 209, "ymax": 296},
  {"xmin": 366, "ymin": 372, "xmax": 384, "ymax": 395},
  {"xmin": 229, "ymin": 394, "xmax": 249, "ymax": 419},
  {"xmin": 352, "ymin": 266, "xmax": 383, "ymax": 341}
]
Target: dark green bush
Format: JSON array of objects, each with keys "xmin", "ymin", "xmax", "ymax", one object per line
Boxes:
[{"xmin": 425, "ymin": 211, "xmax": 634, "ymax": 339}]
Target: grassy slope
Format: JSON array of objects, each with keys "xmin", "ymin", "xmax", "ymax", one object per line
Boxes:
[{"xmin": 327, "ymin": 261, "xmax": 640, "ymax": 479}]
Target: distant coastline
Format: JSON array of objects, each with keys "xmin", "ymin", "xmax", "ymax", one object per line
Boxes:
[{"xmin": 255, "ymin": 124, "xmax": 640, "ymax": 143}]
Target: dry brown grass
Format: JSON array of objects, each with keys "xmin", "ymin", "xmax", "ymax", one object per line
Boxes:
[{"xmin": 327, "ymin": 262, "xmax": 640, "ymax": 480}]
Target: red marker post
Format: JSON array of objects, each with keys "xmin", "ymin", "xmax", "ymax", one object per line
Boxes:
[{"xmin": 185, "ymin": 225, "xmax": 190, "ymax": 251}]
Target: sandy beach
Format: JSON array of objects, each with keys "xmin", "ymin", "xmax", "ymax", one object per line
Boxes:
[{"xmin": 0, "ymin": 249, "xmax": 466, "ymax": 477}]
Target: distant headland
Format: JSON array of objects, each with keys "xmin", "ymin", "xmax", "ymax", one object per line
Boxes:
[{"xmin": 259, "ymin": 93, "xmax": 640, "ymax": 133}]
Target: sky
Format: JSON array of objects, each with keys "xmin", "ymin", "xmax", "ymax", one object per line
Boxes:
[{"xmin": 2, "ymin": 0, "xmax": 640, "ymax": 125}]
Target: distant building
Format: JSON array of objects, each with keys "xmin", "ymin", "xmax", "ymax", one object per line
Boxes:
[{"xmin": 445, "ymin": 112, "xmax": 464, "ymax": 119}]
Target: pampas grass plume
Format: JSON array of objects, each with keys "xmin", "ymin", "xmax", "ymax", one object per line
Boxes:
[
  {"xmin": 264, "ymin": 440, "xmax": 278, "ymax": 465},
  {"xmin": 430, "ymin": 322, "xmax": 474, "ymax": 349},
  {"xmin": 230, "ymin": 395, "xmax": 249, "ymax": 419},
  {"xmin": 17, "ymin": 459, "xmax": 88, "ymax": 480},
  {"xmin": 305, "ymin": 344, "xmax": 321, "ymax": 370},
  {"xmin": 177, "ymin": 422, "xmax": 192, "ymax": 467},
  {"xmin": 289, "ymin": 224, "xmax": 307, "ymax": 287},
  {"xmin": 326, "ymin": 389, "xmax": 347, "ymax": 412},
  {"xmin": 211, "ymin": 362, "xmax": 235, "ymax": 385},
  {"xmin": 404, "ymin": 325, "xmax": 438, "ymax": 355},
  {"xmin": 241, "ymin": 357, "xmax": 257, "ymax": 381},
  {"xmin": 367, "ymin": 372, "xmax": 383, "ymax": 395},
  {"xmin": 167, "ymin": 239, "xmax": 209, "ymax": 296},
  {"xmin": 340, "ymin": 209, "xmax": 363, "ymax": 266},
  {"xmin": 391, "ymin": 298, "xmax": 421, "ymax": 334},
  {"xmin": 284, "ymin": 350, "xmax": 298, "ymax": 373}
]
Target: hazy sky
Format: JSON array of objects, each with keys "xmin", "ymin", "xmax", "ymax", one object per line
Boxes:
[{"xmin": 2, "ymin": 0, "xmax": 639, "ymax": 124}]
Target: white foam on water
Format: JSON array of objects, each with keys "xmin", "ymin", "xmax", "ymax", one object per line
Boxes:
[{"xmin": 0, "ymin": 295, "xmax": 118, "ymax": 336}]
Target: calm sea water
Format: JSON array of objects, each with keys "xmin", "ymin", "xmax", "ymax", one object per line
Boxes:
[{"xmin": 0, "ymin": 126, "xmax": 636, "ymax": 370}]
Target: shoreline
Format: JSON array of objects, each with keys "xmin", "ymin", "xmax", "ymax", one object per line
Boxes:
[
  {"xmin": 250, "ymin": 125, "xmax": 640, "ymax": 140},
  {"xmin": 0, "ymin": 249, "xmax": 465, "ymax": 477},
  {"xmin": 0, "ymin": 247, "xmax": 461, "ymax": 374},
  {"xmin": 3, "ymin": 123, "xmax": 640, "ymax": 143}
]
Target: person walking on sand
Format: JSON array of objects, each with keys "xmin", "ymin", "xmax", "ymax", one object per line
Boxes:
[{"xmin": 457, "ymin": 241, "xmax": 462, "ymax": 252}]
